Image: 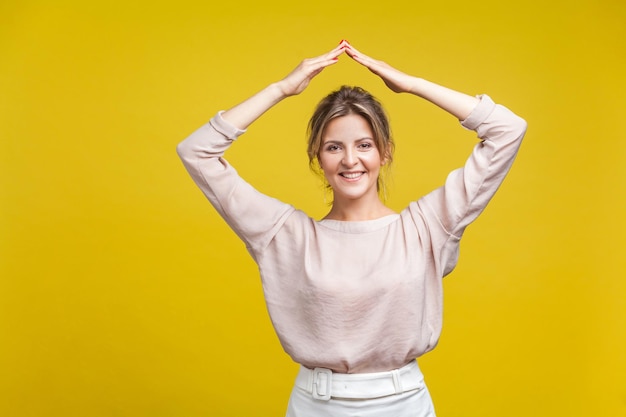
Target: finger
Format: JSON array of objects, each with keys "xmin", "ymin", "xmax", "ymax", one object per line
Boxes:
[
  {"xmin": 343, "ymin": 43, "xmax": 373, "ymax": 66},
  {"xmin": 309, "ymin": 41, "xmax": 347, "ymax": 62},
  {"xmin": 316, "ymin": 55, "xmax": 341, "ymax": 72},
  {"xmin": 305, "ymin": 48, "xmax": 344, "ymax": 71},
  {"xmin": 335, "ymin": 39, "xmax": 350, "ymax": 52},
  {"xmin": 346, "ymin": 50, "xmax": 374, "ymax": 72},
  {"xmin": 294, "ymin": 42, "xmax": 347, "ymax": 83},
  {"xmin": 337, "ymin": 39, "xmax": 351, "ymax": 52},
  {"xmin": 324, "ymin": 44, "xmax": 347, "ymax": 61},
  {"xmin": 297, "ymin": 55, "xmax": 339, "ymax": 82},
  {"xmin": 343, "ymin": 42, "xmax": 363, "ymax": 58}
]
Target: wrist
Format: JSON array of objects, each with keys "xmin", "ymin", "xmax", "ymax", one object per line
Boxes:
[
  {"xmin": 270, "ymin": 81, "xmax": 293, "ymax": 100},
  {"xmin": 406, "ymin": 77, "xmax": 425, "ymax": 96}
]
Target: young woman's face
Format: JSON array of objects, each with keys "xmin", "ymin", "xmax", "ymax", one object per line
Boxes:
[{"xmin": 319, "ymin": 114, "xmax": 385, "ymax": 203}]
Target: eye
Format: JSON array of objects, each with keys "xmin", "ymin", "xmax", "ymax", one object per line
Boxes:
[
  {"xmin": 358, "ymin": 142, "xmax": 374, "ymax": 150},
  {"xmin": 325, "ymin": 144, "xmax": 341, "ymax": 152}
]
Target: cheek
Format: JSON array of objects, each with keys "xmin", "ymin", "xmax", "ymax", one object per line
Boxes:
[
  {"xmin": 365, "ymin": 152, "xmax": 383, "ymax": 168},
  {"xmin": 318, "ymin": 153, "xmax": 335, "ymax": 170},
  {"xmin": 317, "ymin": 156, "xmax": 331, "ymax": 179},
  {"xmin": 321, "ymin": 162, "xmax": 334, "ymax": 179}
]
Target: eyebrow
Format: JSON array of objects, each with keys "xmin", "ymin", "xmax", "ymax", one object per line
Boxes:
[{"xmin": 323, "ymin": 137, "xmax": 374, "ymax": 144}]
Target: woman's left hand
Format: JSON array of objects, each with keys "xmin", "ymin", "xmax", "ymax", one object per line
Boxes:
[{"xmin": 344, "ymin": 42, "xmax": 416, "ymax": 94}]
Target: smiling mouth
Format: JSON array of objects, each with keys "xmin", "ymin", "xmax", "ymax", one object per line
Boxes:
[{"xmin": 340, "ymin": 172, "xmax": 365, "ymax": 180}]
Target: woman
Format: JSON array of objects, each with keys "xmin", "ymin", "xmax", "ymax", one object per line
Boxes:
[{"xmin": 177, "ymin": 41, "xmax": 527, "ymax": 416}]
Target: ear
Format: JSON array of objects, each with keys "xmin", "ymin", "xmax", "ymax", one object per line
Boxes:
[{"xmin": 380, "ymin": 147, "xmax": 391, "ymax": 166}]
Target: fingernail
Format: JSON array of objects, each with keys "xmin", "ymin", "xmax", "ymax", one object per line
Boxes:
[{"xmin": 339, "ymin": 39, "xmax": 345, "ymax": 44}]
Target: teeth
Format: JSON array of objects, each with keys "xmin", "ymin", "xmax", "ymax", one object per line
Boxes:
[{"xmin": 341, "ymin": 172, "xmax": 363, "ymax": 179}]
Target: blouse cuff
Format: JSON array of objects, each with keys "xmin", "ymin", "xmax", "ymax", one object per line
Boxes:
[
  {"xmin": 209, "ymin": 111, "xmax": 247, "ymax": 140},
  {"xmin": 460, "ymin": 94, "xmax": 496, "ymax": 131}
]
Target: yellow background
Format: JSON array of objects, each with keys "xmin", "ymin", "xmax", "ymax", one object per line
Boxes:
[{"xmin": 1, "ymin": 0, "xmax": 625, "ymax": 416}]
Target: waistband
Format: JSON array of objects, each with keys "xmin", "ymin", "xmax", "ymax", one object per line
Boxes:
[{"xmin": 294, "ymin": 361, "xmax": 425, "ymax": 401}]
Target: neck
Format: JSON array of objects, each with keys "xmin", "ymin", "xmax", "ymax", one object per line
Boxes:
[{"xmin": 323, "ymin": 195, "xmax": 396, "ymax": 221}]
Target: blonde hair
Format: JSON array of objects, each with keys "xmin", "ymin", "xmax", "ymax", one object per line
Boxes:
[{"xmin": 307, "ymin": 86, "xmax": 394, "ymax": 197}]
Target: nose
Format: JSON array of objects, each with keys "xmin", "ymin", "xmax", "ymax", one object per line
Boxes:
[{"xmin": 341, "ymin": 148, "xmax": 358, "ymax": 167}]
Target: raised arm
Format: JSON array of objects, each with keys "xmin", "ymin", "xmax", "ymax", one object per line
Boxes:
[
  {"xmin": 341, "ymin": 41, "xmax": 527, "ymax": 274},
  {"xmin": 342, "ymin": 41, "xmax": 479, "ymax": 120},
  {"xmin": 220, "ymin": 43, "xmax": 345, "ymax": 130},
  {"xmin": 177, "ymin": 44, "xmax": 347, "ymax": 254}
]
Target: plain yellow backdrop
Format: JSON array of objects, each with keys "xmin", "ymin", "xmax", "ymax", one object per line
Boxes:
[{"xmin": 1, "ymin": 0, "xmax": 625, "ymax": 416}]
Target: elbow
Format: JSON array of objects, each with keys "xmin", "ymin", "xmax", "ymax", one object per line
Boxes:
[
  {"xmin": 176, "ymin": 138, "xmax": 198, "ymax": 173},
  {"xmin": 176, "ymin": 140, "xmax": 187, "ymax": 159},
  {"xmin": 516, "ymin": 116, "xmax": 528, "ymax": 137},
  {"xmin": 516, "ymin": 117, "xmax": 528, "ymax": 146},
  {"xmin": 508, "ymin": 114, "xmax": 528, "ymax": 145},
  {"xmin": 176, "ymin": 137, "xmax": 195, "ymax": 163}
]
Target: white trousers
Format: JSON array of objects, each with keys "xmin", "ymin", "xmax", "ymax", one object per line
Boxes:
[{"xmin": 285, "ymin": 361, "xmax": 436, "ymax": 417}]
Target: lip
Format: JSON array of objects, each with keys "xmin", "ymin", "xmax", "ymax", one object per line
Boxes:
[{"xmin": 339, "ymin": 171, "xmax": 365, "ymax": 182}]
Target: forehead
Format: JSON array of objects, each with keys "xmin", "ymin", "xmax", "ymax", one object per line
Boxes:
[{"xmin": 323, "ymin": 114, "xmax": 373, "ymax": 141}]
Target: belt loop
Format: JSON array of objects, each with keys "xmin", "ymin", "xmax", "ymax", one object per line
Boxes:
[
  {"xmin": 312, "ymin": 368, "xmax": 332, "ymax": 401},
  {"xmin": 391, "ymin": 369, "xmax": 403, "ymax": 394}
]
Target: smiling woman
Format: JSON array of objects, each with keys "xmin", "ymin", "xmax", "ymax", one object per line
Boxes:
[
  {"xmin": 308, "ymin": 85, "xmax": 395, "ymax": 220},
  {"xmin": 176, "ymin": 40, "xmax": 526, "ymax": 416},
  {"xmin": 319, "ymin": 112, "xmax": 391, "ymax": 220}
]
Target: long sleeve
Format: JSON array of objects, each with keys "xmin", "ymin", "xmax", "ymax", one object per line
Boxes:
[
  {"xmin": 413, "ymin": 95, "xmax": 527, "ymax": 275},
  {"xmin": 176, "ymin": 112, "xmax": 295, "ymax": 256}
]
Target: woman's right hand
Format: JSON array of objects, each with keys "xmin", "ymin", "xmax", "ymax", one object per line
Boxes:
[
  {"xmin": 219, "ymin": 42, "xmax": 346, "ymax": 130},
  {"xmin": 276, "ymin": 43, "xmax": 346, "ymax": 97}
]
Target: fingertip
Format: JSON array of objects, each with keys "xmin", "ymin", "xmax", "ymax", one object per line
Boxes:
[{"xmin": 338, "ymin": 39, "xmax": 351, "ymax": 49}]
